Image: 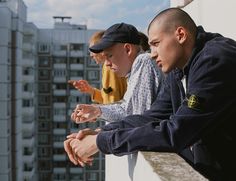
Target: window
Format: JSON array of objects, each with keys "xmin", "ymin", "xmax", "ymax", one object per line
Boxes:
[
  {"xmin": 38, "ymin": 121, "xmax": 50, "ymax": 131},
  {"xmin": 39, "ymin": 95, "xmax": 50, "ymax": 106},
  {"xmin": 86, "ymin": 172, "xmax": 98, "ymax": 181},
  {"xmin": 38, "ymin": 108, "xmax": 50, "ymax": 119},
  {"xmin": 53, "ymin": 122, "xmax": 67, "ymax": 129},
  {"xmin": 54, "ymin": 108, "xmax": 66, "ymax": 116},
  {"xmin": 22, "ymin": 99, "xmax": 33, "ymax": 107},
  {"xmin": 70, "ymin": 43, "xmax": 83, "ymax": 51},
  {"xmin": 23, "ymin": 147, "xmax": 33, "ymax": 155},
  {"xmin": 38, "ymin": 160, "xmax": 51, "ymax": 170},
  {"xmin": 23, "ymin": 83, "xmax": 33, "ymax": 92},
  {"xmin": 23, "ymin": 163, "xmax": 33, "ymax": 171},
  {"xmin": 53, "ymin": 135, "xmax": 65, "ymax": 142},
  {"xmin": 70, "ymin": 174, "xmax": 83, "ymax": 181},
  {"xmin": 23, "ymin": 51, "xmax": 33, "ymax": 59},
  {"xmin": 38, "ymin": 147, "xmax": 51, "ymax": 157},
  {"xmin": 70, "ymin": 57, "xmax": 84, "ymax": 64},
  {"xmin": 38, "ymin": 69, "xmax": 50, "ymax": 79},
  {"xmin": 53, "ymin": 96, "xmax": 67, "ymax": 102},
  {"xmin": 54, "ymin": 83, "xmax": 66, "ymax": 90},
  {"xmin": 53, "ymin": 69, "xmax": 66, "ymax": 77},
  {"xmin": 39, "ymin": 57, "xmax": 50, "ymax": 67},
  {"xmin": 38, "ymin": 134, "xmax": 50, "ymax": 144},
  {"xmin": 53, "ymin": 57, "xmax": 66, "ymax": 64},
  {"xmin": 38, "ymin": 83, "xmax": 50, "ymax": 93},
  {"xmin": 53, "ymin": 148, "xmax": 65, "ymax": 155},
  {"xmin": 38, "ymin": 43, "xmax": 50, "ymax": 53},
  {"xmin": 22, "ymin": 131, "xmax": 33, "ymax": 139},
  {"xmin": 53, "ymin": 174, "xmax": 66, "ymax": 180},
  {"xmin": 87, "ymin": 58, "xmax": 99, "ymax": 67},
  {"xmin": 70, "ymin": 70, "xmax": 84, "ymax": 77},
  {"xmin": 23, "ymin": 67, "xmax": 34, "ymax": 75},
  {"xmin": 87, "ymin": 70, "xmax": 100, "ymax": 80}
]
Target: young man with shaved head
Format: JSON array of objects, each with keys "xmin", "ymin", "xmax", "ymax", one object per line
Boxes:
[{"xmin": 64, "ymin": 8, "xmax": 236, "ymax": 180}]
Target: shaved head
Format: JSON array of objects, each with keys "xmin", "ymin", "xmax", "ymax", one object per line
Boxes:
[{"xmin": 148, "ymin": 8, "xmax": 197, "ymax": 37}]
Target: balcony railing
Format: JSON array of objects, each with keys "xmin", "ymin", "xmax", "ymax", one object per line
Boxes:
[{"xmin": 106, "ymin": 152, "xmax": 208, "ymax": 181}]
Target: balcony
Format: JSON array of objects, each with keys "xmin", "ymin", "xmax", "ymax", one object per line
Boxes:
[
  {"xmin": 22, "ymin": 91, "xmax": 34, "ymax": 98},
  {"xmin": 70, "ymin": 64, "xmax": 84, "ymax": 70},
  {"xmin": 53, "ymin": 168, "xmax": 66, "ymax": 173},
  {"xmin": 106, "ymin": 152, "xmax": 208, "ymax": 181},
  {"xmin": 23, "ymin": 167, "xmax": 35, "ymax": 180},
  {"xmin": 53, "ymin": 154, "xmax": 67, "ymax": 161},
  {"xmin": 70, "ymin": 50, "xmax": 84, "ymax": 57},
  {"xmin": 53, "ymin": 77, "xmax": 67, "ymax": 83},
  {"xmin": 53, "ymin": 115, "xmax": 66, "ymax": 122},
  {"xmin": 23, "ymin": 152, "xmax": 35, "ymax": 163},
  {"xmin": 22, "ymin": 120, "xmax": 35, "ymax": 131},
  {"xmin": 53, "ymin": 63, "xmax": 66, "ymax": 69},
  {"xmin": 53, "ymin": 89, "xmax": 66, "ymax": 96},
  {"xmin": 53, "ymin": 102, "xmax": 66, "ymax": 108},
  {"xmin": 53, "ymin": 128, "xmax": 66, "ymax": 135},
  {"xmin": 22, "ymin": 58, "xmax": 35, "ymax": 67},
  {"xmin": 22, "ymin": 107, "xmax": 34, "ymax": 117}
]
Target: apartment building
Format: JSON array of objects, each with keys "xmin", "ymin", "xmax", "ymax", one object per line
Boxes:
[
  {"xmin": 37, "ymin": 18, "xmax": 104, "ymax": 181},
  {"xmin": 0, "ymin": 0, "xmax": 33, "ymax": 180},
  {"xmin": 0, "ymin": 0, "xmax": 104, "ymax": 180}
]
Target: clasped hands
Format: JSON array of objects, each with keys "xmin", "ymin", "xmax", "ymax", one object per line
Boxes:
[
  {"xmin": 64, "ymin": 103, "xmax": 102, "ymax": 167},
  {"xmin": 71, "ymin": 104, "xmax": 102, "ymax": 123},
  {"xmin": 64, "ymin": 128, "xmax": 100, "ymax": 167}
]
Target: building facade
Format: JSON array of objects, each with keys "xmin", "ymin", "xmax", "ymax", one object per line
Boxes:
[
  {"xmin": 36, "ymin": 19, "xmax": 104, "ymax": 181},
  {"xmin": 0, "ymin": 0, "xmax": 104, "ymax": 181}
]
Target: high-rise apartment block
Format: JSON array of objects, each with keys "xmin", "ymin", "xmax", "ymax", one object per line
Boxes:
[{"xmin": 0, "ymin": 0, "xmax": 104, "ymax": 180}]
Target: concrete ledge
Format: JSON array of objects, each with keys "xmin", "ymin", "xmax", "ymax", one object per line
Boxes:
[
  {"xmin": 136, "ymin": 152, "xmax": 208, "ymax": 181},
  {"xmin": 106, "ymin": 152, "xmax": 208, "ymax": 181}
]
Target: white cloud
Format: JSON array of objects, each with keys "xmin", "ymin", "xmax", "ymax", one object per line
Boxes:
[{"xmin": 23, "ymin": 0, "xmax": 169, "ymax": 30}]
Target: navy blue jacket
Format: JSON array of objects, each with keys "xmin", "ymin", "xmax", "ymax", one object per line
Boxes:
[{"xmin": 97, "ymin": 27, "xmax": 236, "ymax": 180}]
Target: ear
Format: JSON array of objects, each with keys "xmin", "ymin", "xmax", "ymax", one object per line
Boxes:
[
  {"xmin": 175, "ymin": 27, "xmax": 187, "ymax": 44},
  {"xmin": 123, "ymin": 43, "xmax": 132, "ymax": 55}
]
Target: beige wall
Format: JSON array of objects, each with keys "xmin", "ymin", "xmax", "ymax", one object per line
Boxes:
[{"xmin": 171, "ymin": 0, "xmax": 236, "ymax": 40}]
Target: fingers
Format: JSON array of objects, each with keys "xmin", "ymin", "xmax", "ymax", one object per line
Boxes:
[
  {"xmin": 68, "ymin": 80, "xmax": 91, "ymax": 93},
  {"xmin": 64, "ymin": 138, "xmax": 78, "ymax": 165},
  {"xmin": 75, "ymin": 80, "xmax": 90, "ymax": 92},
  {"xmin": 68, "ymin": 80, "xmax": 76, "ymax": 84},
  {"xmin": 71, "ymin": 105, "xmax": 95, "ymax": 123},
  {"xmin": 66, "ymin": 133, "xmax": 78, "ymax": 139},
  {"xmin": 76, "ymin": 128, "xmax": 97, "ymax": 139},
  {"xmin": 64, "ymin": 137, "xmax": 93, "ymax": 167}
]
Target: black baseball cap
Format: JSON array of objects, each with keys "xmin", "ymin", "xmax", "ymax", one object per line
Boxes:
[{"xmin": 89, "ymin": 23, "xmax": 140, "ymax": 53}]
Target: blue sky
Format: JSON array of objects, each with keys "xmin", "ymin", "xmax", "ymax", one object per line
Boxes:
[{"xmin": 23, "ymin": 0, "xmax": 169, "ymax": 32}]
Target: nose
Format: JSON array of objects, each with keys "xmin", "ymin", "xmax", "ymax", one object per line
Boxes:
[
  {"xmin": 105, "ymin": 59, "xmax": 112, "ymax": 67},
  {"xmin": 150, "ymin": 46, "xmax": 158, "ymax": 59}
]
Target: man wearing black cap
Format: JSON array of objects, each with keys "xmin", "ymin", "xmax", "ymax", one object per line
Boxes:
[
  {"xmin": 69, "ymin": 23, "xmax": 162, "ymax": 123},
  {"xmin": 64, "ymin": 23, "xmax": 163, "ymax": 168}
]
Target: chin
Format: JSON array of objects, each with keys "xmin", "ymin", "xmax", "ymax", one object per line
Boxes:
[{"xmin": 162, "ymin": 67, "xmax": 170, "ymax": 74}]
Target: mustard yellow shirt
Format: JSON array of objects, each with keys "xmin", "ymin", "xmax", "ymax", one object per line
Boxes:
[{"xmin": 92, "ymin": 64, "xmax": 127, "ymax": 104}]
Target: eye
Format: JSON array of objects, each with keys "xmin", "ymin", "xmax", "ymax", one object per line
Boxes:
[
  {"xmin": 153, "ymin": 41, "xmax": 160, "ymax": 47},
  {"xmin": 105, "ymin": 53, "xmax": 112, "ymax": 59}
]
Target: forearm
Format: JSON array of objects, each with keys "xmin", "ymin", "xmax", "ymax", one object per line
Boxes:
[
  {"xmin": 101, "ymin": 114, "xmax": 158, "ymax": 131},
  {"xmin": 100, "ymin": 103, "xmax": 127, "ymax": 122},
  {"xmin": 97, "ymin": 120, "xmax": 165, "ymax": 155}
]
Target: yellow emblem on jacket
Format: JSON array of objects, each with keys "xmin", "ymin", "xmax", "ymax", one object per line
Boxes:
[{"xmin": 188, "ymin": 94, "xmax": 200, "ymax": 109}]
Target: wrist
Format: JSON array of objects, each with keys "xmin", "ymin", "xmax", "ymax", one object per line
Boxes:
[{"xmin": 90, "ymin": 87, "xmax": 95, "ymax": 95}]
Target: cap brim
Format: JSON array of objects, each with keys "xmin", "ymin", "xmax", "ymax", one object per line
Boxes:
[{"xmin": 89, "ymin": 40, "xmax": 115, "ymax": 53}]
